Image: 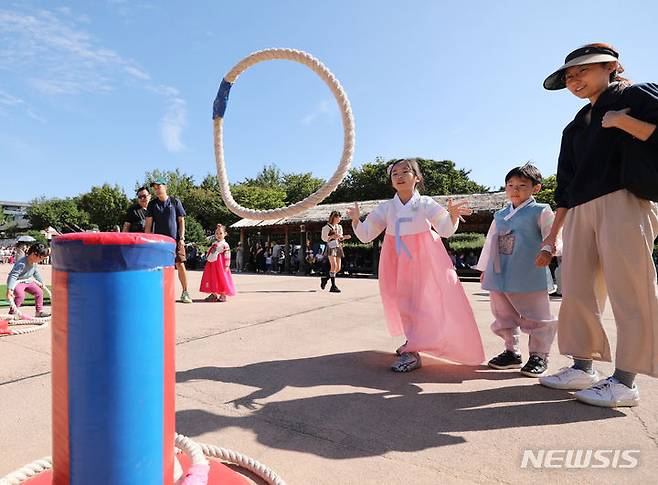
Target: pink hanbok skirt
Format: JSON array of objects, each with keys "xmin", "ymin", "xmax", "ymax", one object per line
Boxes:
[
  {"xmin": 378, "ymin": 231, "xmax": 484, "ymax": 365},
  {"xmin": 200, "ymin": 254, "xmax": 236, "ymax": 296}
]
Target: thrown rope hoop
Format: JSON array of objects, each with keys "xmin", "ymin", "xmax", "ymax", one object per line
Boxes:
[
  {"xmin": 0, "ymin": 279, "xmax": 51, "ymax": 337},
  {"xmin": 0, "ymin": 434, "xmax": 285, "ymax": 485},
  {"xmin": 213, "ymin": 48, "xmax": 355, "ymax": 220}
]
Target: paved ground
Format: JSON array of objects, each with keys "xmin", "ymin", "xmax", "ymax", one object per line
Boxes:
[{"xmin": 1, "ymin": 265, "xmax": 656, "ymax": 484}]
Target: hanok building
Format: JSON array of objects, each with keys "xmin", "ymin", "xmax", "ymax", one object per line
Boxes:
[
  {"xmin": 231, "ymin": 192, "xmax": 508, "ymax": 275},
  {"xmin": 0, "ymin": 200, "xmax": 32, "ymax": 233}
]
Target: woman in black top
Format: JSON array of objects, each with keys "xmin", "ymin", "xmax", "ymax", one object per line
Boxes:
[{"xmin": 538, "ymin": 43, "xmax": 658, "ymax": 407}]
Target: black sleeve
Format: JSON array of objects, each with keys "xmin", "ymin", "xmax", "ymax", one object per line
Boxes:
[
  {"xmin": 626, "ymin": 83, "xmax": 658, "ymax": 145},
  {"xmin": 145, "ymin": 200, "xmax": 154, "ymax": 218},
  {"xmin": 124, "ymin": 206, "xmax": 137, "ymax": 224},
  {"xmin": 554, "ymin": 129, "xmax": 575, "ymax": 209}
]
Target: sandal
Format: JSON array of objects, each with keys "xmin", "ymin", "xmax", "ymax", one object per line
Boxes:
[{"xmin": 204, "ymin": 294, "xmax": 219, "ymax": 302}]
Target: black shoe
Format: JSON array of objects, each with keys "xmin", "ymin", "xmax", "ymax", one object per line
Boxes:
[
  {"xmin": 329, "ymin": 285, "xmax": 341, "ymax": 293},
  {"xmin": 520, "ymin": 354, "xmax": 548, "ymax": 377},
  {"xmin": 488, "ymin": 350, "xmax": 522, "ymax": 369},
  {"xmin": 320, "ymin": 277, "xmax": 328, "ymax": 290}
]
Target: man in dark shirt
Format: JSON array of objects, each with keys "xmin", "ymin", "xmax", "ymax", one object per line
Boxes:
[
  {"xmin": 144, "ymin": 177, "xmax": 193, "ymax": 303},
  {"xmin": 122, "ymin": 186, "xmax": 150, "ymax": 233}
]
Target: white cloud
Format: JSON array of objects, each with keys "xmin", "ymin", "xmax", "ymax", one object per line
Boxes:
[
  {"xmin": 0, "ymin": 89, "xmax": 23, "ymax": 106},
  {"xmin": 0, "ymin": 7, "xmax": 185, "ymax": 150},
  {"xmin": 160, "ymin": 97, "xmax": 187, "ymax": 152},
  {"xmin": 302, "ymin": 99, "xmax": 332, "ymax": 125}
]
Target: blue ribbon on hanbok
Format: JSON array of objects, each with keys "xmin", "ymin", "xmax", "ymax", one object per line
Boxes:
[{"xmin": 395, "ymin": 217, "xmax": 413, "ymax": 259}]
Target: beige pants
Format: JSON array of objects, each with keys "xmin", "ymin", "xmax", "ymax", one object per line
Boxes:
[{"xmin": 559, "ymin": 190, "xmax": 658, "ymax": 376}]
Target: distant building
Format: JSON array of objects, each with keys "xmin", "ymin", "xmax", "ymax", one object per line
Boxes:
[{"xmin": 0, "ymin": 200, "xmax": 32, "ymax": 232}]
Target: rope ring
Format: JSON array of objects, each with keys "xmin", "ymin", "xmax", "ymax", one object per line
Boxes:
[
  {"xmin": 1, "ymin": 434, "xmax": 284, "ymax": 485},
  {"xmin": 213, "ymin": 48, "xmax": 355, "ymax": 220}
]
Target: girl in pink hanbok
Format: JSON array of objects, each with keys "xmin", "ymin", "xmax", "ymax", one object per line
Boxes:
[
  {"xmin": 347, "ymin": 158, "xmax": 485, "ymax": 372},
  {"xmin": 200, "ymin": 224, "xmax": 236, "ymax": 302}
]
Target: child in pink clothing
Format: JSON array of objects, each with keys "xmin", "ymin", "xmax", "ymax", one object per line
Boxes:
[
  {"xmin": 347, "ymin": 158, "xmax": 485, "ymax": 372},
  {"xmin": 200, "ymin": 224, "xmax": 236, "ymax": 302}
]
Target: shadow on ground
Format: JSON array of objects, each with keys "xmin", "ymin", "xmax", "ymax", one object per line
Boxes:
[{"xmin": 176, "ymin": 351, "xmax": 623, "ymax": 459}]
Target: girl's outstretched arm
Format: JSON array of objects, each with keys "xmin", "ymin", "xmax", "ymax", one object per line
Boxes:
[
  {"xmin": 426, "ymin": 198, "xmax": 471, "ymax": 237},
  {"xmin": 348, "ymin": 202, "xmax": 386, "ymax": 243}
]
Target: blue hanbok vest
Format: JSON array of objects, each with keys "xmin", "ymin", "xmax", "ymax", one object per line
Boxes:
[{"xmin": 482, "ymin": 200, "xmax": 552, "ymax": 293}]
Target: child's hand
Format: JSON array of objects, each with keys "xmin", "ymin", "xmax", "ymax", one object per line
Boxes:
[
  {"xmin": 535, "ymin": 250, "xmax": 552, "ymax": 267},
  {"xmin": 341, "ymin": 235, "xmax": 352, "ymax": 241},
  {"xmin": 6, "ymin": 289, "xmax": 14, "ymax": 300},
  {"xmin": 602, "ymin": 107, "xmax": 631, "ymax": 128},
  {"xmin": 479, "ymin": 272, "xmax": 484, "ymax": 283},
  {"xmin": 346, "ymin": 202, "xmax": 360, "ymax": 222},
  {"xmin": 447, "ymin": 198, "xmax": 473, "ymax": 223}
]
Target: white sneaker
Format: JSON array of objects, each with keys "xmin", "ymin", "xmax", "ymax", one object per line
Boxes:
[
  {"xmin": 575, "ymin": 377, "xmax": 640, "ymax": 408},
  {"xmin": 539, "ymin": 367, "xmax": 601, "ymax": 390}
]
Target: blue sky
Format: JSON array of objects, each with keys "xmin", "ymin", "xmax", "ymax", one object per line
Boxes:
[{"xmin": 1, "ymin": 1, "xmax": 657, "ymax": 202}]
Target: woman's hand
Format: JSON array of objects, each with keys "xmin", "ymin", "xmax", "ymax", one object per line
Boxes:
[
  {"xmin": 340, "ymin": 235, "xmax": 352, "ymax": 241},
  {"xmin": 602, "ymin": 107, "xmax": 631, "ymax": 128},
  {"xmin": 447, "ymin": 198, "xmax": 473, "ymax": 223},
  {"xmin": 7, "ymin": 289, "xmax": 14, "ymax": 300},
  {"xmin": 541, "ymin": 234, "xmax": 557, "ymax": 254}
]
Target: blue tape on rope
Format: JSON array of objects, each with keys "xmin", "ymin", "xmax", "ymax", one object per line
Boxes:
[{"xmin": 213, "ymin": 78, "xmax": 233, "ymax": 119}]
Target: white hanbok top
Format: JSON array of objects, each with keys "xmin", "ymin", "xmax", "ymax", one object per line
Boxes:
[{"xmin": 353, "ymin": 191, "xmax": 458, "ymax": 243}]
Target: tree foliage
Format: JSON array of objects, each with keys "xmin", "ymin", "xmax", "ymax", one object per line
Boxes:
[
  {"xmin": 282, "ymin": 173, "xmax": 325, "ymax": 205},
  {"xmin": 77, "ymin": 184, "xmax": 130, "ymax": 231},
  {"xmin": 327, "ymin": 157, "xmax": 488, "ymax": 203},
  {"xmin": 183, "ymin": 215, "xmax": 206, "ymax": 245},
  {"xmin": 231, "ymin": 184, "xmax": 287, "ymax": 211},
  {"xmin": 244, "ymin": 164, "xmax": 284, "ymax": 189},
  {"xmin": 27, "ymin": 197, "xmax": 90, "ymax": 231},
  {"xmin": 24, "ymin": 158, "xmax": 493, "ymax": 235},
  {"xmin": 138, "ymin": 169, "xmax": 195, "ymax": 199},
  {"xmin": 181, "ymin": 185, "xmax": 237, "ymax": 229},
  {"xmin": 535, "ymin": 175, "xmax": 557, "ymax": 209}
]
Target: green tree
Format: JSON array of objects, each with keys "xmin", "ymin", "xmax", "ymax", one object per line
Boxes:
[
  {"xmin": 282, "ymin": 172, "xmax": 325, "ymax": 205},
  {"xmin": 181, "ymin": 186, "xmax": 237, "ymax": 230},
  {"xmin": 327, "ymin": 157, "xmax": 488, "ymax": 203},
  {"xmin": 244, "ymin": 164, "xmax": 284, "ymax": 189},
  {"xmin": 138, "ymin": 169, "xmax": 195, "ymax": 199},
  {"xmin": 535, "ymin": 175, "xmax": 557, "ymax": 209},
  {"xmin": 77, "ymin": 184, "xmax": 130, "ymax": 231},
  {"xmin": 184, "ymin": 215, "xmax": 207, "ymax": 245},
  {"xmin": 27, "ymin": 197, "xmax": 90, "ymax": 231},
  {"xmin": 22, "ymin": 230, "xmax": 48, "ymax": 244},
  {"xmin": 231, "ymin": 184, "xmax": 287, "ymax": 210}
]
